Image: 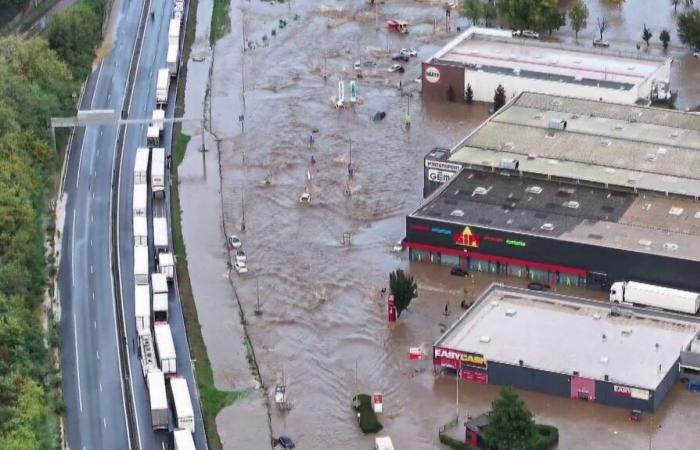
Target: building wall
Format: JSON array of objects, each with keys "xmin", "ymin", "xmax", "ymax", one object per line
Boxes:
[
  {"xmin": 595, "ymin": 381, "xmax": 655, "ymax": 412},
  {"xmin": 487, "ymin": 361, "xmax": 571, "ymax": 397},
  {"xmin": 405, "ymin": 216, "xmax": 700, "ymax": 292},
  {"xmin": 463, "ymin": 70, "xmax": 639, "ymax": 104},
  {"xmin": 421, "ymin": 62, "xmax": 466, "ymax": 103},
  {"xmin": 653, "ymin": 356, "xmax": 679, "ymax": 411}
]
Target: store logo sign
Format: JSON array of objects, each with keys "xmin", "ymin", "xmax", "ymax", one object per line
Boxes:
[
  {"xmin": 454, "ymin": 226, "xmax": 480, "ymax": 248},
  {"xmin": 505, "ymin": 239, "xmax": 527, "ymax": 247},
  {"xmin": 410, "ymin": 224, "xmax": 429, "ymax": 232},
  {"xmin": 425, "ymin": 160, "xmax": 462, "ymax": 172},
  {"xmin": 435, "ymin": 348, "xmax": 487, "ymax": 369},
  {"xmin": 428, "ymin": 169, "xmax": 453, "ymax": 183},
  {"xmin": 614, "ymin": 385, "xmax": 649, "ymax": 400},
  {"xmin": 425, "ymin": 66, "xmax": 441, "ymax": 84},
  {"xmin": 431, "ymin": 227, "xmax": 452, "ymax": 235}
]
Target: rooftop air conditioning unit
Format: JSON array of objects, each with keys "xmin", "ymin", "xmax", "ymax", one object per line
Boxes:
[
  {"xmin": 499, "ymin": 158, "xmax": 520, "ymax": 170},
  {"xmin": 541, "ymin": 223, "xmax": 555, "ymax": 231},
  {"xmin": 473, "ymin": 186, "xmax": 490, "ymax": 196},
  {"xmin": 564, "ymin": 200, "xmax": 580, "ymax": 209},
  {"xmin": 547, "ymin": 118, "xmax": 567, "ymax": 130},
  {"xmin": 480, "ymin": 336, "xmax": 491, "ymax": 343}
]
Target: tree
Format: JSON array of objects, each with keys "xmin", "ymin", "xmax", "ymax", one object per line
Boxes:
[
  {"xmin": 597, "ymin": 16, "xmax": 609, "ymax": 40},
  {"xmin": 672, "ymin": 0, "xmax": 681, "ymax": 13},
  {"xmin": 543, "ymin": 9, "xmax": 565, "ymax": 35},
  {"xmin": 483, "ymin": 3, "xmax": 497, "ymax": 26},
  {"xmin": 461, "ymin": 0, "xmax": 483, "ymax": 25},
  {"xmin": 484, "ymin": 387, "xmax": 536, "ymax": 450},
  {"xmin": 677, "ymin": 10, "xmax": 700, "ymax": 51},
  {"xmin": 660, "ymin": 29, "xmax": 671, "ymax": 49},
  {"xmin": 493, "ymin": 84, "xmax": 506, "ymax": 111},
  {"xmin": 47, "ymin": 3, "xmax": 103, "ymax": 80},
  {"xmin": 643, "ymin": 24, "xmax": 653, "ymax": 47},
  {"xmin": 389, "ymin": 269, "xmax": 417, "ymax": 318},
  {"xmin": 685, "ymin": 0, "xmax": 694, "ymax": 7},
  {"xmin": 569, "ymin": 1, "xmax": 589, "ymax": 40},
  {"xmin": 466, "ymin": 83, "xmax": 474, "ymax": 104}
]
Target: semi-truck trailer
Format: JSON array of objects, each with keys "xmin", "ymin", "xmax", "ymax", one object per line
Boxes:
[
  {"xmin": 159, "ymin": 252, "xmax": 175, "ymax": 281},
  {"xmin": 168, "ymin": 18, "xmax": 181, "ymax": 46},
  {"xmin": 138, "ymin": 328, "xmax": 157, "ymax": 378},
  {"xmin": 151, "ymin": 273, "xmax": 169, "ymax": 321},
  {"xmin": 147, "ymin": 124, "xmax": 160, "ymax": 147},
  {"xmin": 151, "ymin": 147, "xmax": 165, "ymax": 198},
  {"xmin": 134, "ymin": 245, "xmax": 150, "ymax": 285},
  {"xmin": 173, "ymin": 429, "xmax": 196, "ymax": 450},
  {"xmin": 169, "ymin": 376, "xmax": 195, "ymax": 433},
  {"xmin": 132, "ymin": 183, "xmax": 147, "ymax": 217},
  {"xmin": 154, "ymin": 322, "xmax": 177, "ymax": 374},
  {"xmin": 147, "ymin": 369, "xmax": 169, "ymax": 430},
  {"xmin": 134, "ymin": 147, "xmax": 150, "ymax": 185},
  {"xmin": 156, "ymin": 68, "xmax": 170, "ymax": 104},
  {"xmin": 610, "ymin": 281, "xmax": 700, "ymax": 314},
  {"xmin": 153, "ymin": 217, "xmax": 169, "ymax": 257},
  {"xmin": 133, "ymin": 215, "xmax": 148, "ymax": 246},
  {"xmin": 167, "ymin": 42, "xmax": 178, "ymax": 76},
  {"xmin": 134, "ymin": 283, "xmax": 151, "ymax": 333},
  {"xmin": 152, "ymin": 109, "xmax": 165, "ymax": 134}
]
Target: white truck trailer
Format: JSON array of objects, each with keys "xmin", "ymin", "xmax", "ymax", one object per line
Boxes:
[
  {"xmin": 167, "ymin": 42, "xmax": 178, "ymax": 76},
  {"xmin": 152, "ymin": 109, "xmax": 165, "ymax": 134},
  {"xmin": 159, "ymin": 252, "xmax": 175, "ymax": 281},
  {"xmin": 156, "ymin": 68, "xmax": 170, "ymax": 104},
  {"xmin": 133, "ymin": 215, "xmax": 148, "ymax": 247},
  {"xmin": 168, "ymin": 18, "xmax": 181, "ymax": 46},
  {"xmin": 151, "ymin": 147, "xmax": 165, "ymax": 198},
  {"xmin": 154, "ymin": 322, "xmax": 177, "ymax": 374},
  {"xmin": 132, "ymin": 183, "xmax": 147, "ymax": 217},
  {"xmin": 153, "ymin": 217, "xmax": 169, "ymax": 257},
  {"xmin": 134, "ymin": 147, "xmax": 150, "ymax": 185},
  {"xmin": 169, "ymin": 376, "xmax": 195, "ymax": 433},
  {"xmin": 151, "ymin": 273, "xmax": 169, "ymax": 321},
  {"xmin": 147, "ymin": 369, "xmax": 169, "ymax": 430},
  {"xmin": 138, "ymin": 328, "xmax": 158, "ymax": 378},
  {"xmin": 610, "ymin": 281, "xmax": 700, "ymax": 314},
  {"xmin": 134, "ymin": 283, "xmax": 151, "ymax": 333},
  {"xmin": 134, "ymin": 245, "xmax": 150, "ymax": 285},
  {"xmin": 147, "ymin": 124, "xmax": 160, "ymax": 147},
  {"xmin": 173, "ymin": 429, "xmax": 196, "ymax": 450}
]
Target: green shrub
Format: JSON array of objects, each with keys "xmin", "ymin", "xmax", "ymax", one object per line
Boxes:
[
  {"xmin": 352, "ymin": 394, "xmax": 383, "ymax": 434},
  {"xmin": 533, "ymin": 424, "xmax": 559, "ymax": 449}
]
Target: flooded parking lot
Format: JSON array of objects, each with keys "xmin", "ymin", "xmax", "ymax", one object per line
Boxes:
[{"xmin": 176, "ymin": 0, "xmax": 700, "ymax": 448}]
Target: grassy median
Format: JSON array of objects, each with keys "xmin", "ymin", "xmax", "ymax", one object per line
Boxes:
[
  {"xmin": 210, "ymin": 0, "xmax": 231, "ymax": 44},
  {"xmin": 170, "ymin": 0, "xmax": 246, "ymax": 448}
]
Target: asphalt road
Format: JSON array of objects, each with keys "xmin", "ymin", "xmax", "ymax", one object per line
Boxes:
[{"xmin": 60, "ymin": 0, "xmax": 206, "ymax": 449}]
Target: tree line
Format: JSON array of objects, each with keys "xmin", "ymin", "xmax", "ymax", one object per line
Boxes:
[{"xmin": 0, "ymin": 1, "xmax": 106, "ymax": 448}]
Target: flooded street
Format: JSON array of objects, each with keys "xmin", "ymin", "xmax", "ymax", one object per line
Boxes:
[{"xmin": 176, "ymin": 0, "xmax": 700, "ymax": 449}]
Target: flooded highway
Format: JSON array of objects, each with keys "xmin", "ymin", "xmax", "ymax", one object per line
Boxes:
[{"xmin": 175, "ymin": 0, "xmax": 700, "ymax": 449}]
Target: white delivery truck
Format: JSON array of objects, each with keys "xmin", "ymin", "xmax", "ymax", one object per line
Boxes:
[
  {"xmin": 154, "ymin": 322, "xmax": 177, "ymax": 374},
  {"xmin": 132, "ymin": 183, "xmax": 147, "ymax": 217},
  {"xmin": 147, "ymin": 369, "xmax": 169, "ymax": 430},
  {"xmin": 375, "ymin": 436, "xmax": 395, "ymax": 450},
  {"xmin": 147, "ymin": 124, "xmax": 160, "ymax": 148},
  {"xmin": 138, "ymin": 328, "xmax": 158, "ymax": 378},
  {"xmin": 156, "ymin": 68, "xmax": 170, "ymax": 104},
  {"xmin": 610, "ymin": 281, "xmax": 700, "ymax": 314},
  {"xmin": 134, "ymin": 245, "xmax": 150, "ymax": 285},
  {"xmin": 152, "ymin": 109, "xmax": 165, "ymax": 134},
  {"xmin": 153, "ymin": 217, "xmax": 169, "ymax": 256},
  {"xmin": 133, "ymin": 215, "xmax": 148, "ymax": 247},
  {"xmin": 167, "ymin": 42, "xmax": 178, "ymax": 76},
  {"xmin": 134, "ymin": 147, "xmax": 150, "ymax": 185},
  {"xmin": 169, "ymin": 376, "xmax": 195, "ymax": 433},
  {"xmin": 151, "ymin": 147, "xmax": 165, "ymax": 198},
  {"xmin": 168, "ymin": 18, "xmax": 181, "ymax": 46},
  {"xmin": 159, "ymin": 252, "xmax": 175, "ymax": 281},
  {"xmin": 173, "ymin": 429, "xmax": 196, "ymax": 450},
  {"xmin": 134, "ymin": 283, "xmax": 151, "ymax": 333},
  {"xmin": 151, "ymin": 273, "xmax": 169, "ymax": 321}
]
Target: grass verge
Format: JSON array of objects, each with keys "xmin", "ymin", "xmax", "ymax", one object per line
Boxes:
[
  {"xmin": 170, "ymin": 0, "xmax": 246, "ymax": 447},
  {"xmin": 210, "ymin": 0, "xmax": 231, "ymax": 44}
]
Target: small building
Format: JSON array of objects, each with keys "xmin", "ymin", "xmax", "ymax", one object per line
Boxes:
[
  {"xmin": 421, "ymin": 27, "xmax": 671, "ymax": 105},
  {"xmin": 433, "ymin": 284, "xmax": 700, "ymax": 412}
]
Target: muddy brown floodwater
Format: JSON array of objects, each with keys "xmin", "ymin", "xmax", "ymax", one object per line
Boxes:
[{"xmin": 176, "ymin": 1, "xmax": 700, "ymax": 449}]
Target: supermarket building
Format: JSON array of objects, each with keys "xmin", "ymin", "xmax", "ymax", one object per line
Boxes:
[
  {"xmin": 406, "ymin": 92, "xmax": 700, "ymax": 292},
  {"xmin": 433, "ymin": 285, "xmax": 700, "ymax": 411}
]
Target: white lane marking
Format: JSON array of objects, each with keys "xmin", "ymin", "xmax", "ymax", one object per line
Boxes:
[
  {"xmin": 90, "ymin": 239, "xmax": 93, "ymax": 247},
  {"xmin": 100, "ymin": 383, "xmax": 103, "ymax": 392},
  {"xmin": 71, "ymin": 209, "xmax": 76, "ymax": 287},
  {"xmin": 96, "ymin": 351, "xmax": 100, "ymax": 360},
  {"xmin": 73, "ymin": 314, "xmax": 83, "ymax": 412},
  {"xmin": 103, "ymin": 417, "xmax": 107, "ymax": 428},
  {"xmin": 94, "ymin": 321, "xmax": 97, "ymax": 329},
  {"xmin": 90, "ymin": 265, "xmax": 94, "ymax": 274},
  {"xmin": 92, "ymin": 191, "xmax": 95, "ymax": 199},
  {"xmin": 91, "ymin": 214, "xmax": 94, "ymax": 223},
  {"xmin": 100, "ymin": 130, "xmax": 103, "ymax": 137},
  {"xmin": 92, "ymin": 292, "xmax": 95, "ymax": 302}
]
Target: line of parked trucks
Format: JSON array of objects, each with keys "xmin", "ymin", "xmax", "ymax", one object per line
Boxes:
[{"xmin": 135, "ymin": 2, "xmax": 196, "ymax": 450}]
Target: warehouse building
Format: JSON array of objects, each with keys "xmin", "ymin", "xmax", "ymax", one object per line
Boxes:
[
  {"xmin": 408, "ymin": 92, "xmax": 700, "ymax": 292},
  {"xmin": 433, "ymin": 285, "xmax": 700, "ymax": 411},
  {"xmin": 421, "ymin": 27, "xmax": 672, "ymax": 105}
]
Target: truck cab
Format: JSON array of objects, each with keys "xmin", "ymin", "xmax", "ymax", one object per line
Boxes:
[{"xmin": 609, "ymin": 281, "xmax": 625, "ymax": 303}]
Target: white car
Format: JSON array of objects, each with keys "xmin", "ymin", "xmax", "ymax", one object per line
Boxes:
[
  {"xmin": 392, "ymin": 240, "xmax": 404, "ymax": 253},
  {"xmin": 387, "ymin": 64, "xmax": 405, "ymax": 73},
  {"xmin": 235, "ymin": 249, "xmax": 246, "ymax": 263},
  {"xmin": 513, "ymin": 30, "xmax": 539, "ymax": 39},
  {"xmin": 353, "ymin": 61, "xmax": 362, "ymax": 71},
  {"xmin": 593, "ymin": 38, "xmax": 610, "ymax": 48},
  {"xmin": 234, "ymin": 261, "xmax": 248, "ymax": 274},
  {"xmin": 693, "ymin": 51, "xmax": 700, "ymax": 58},
  {"xmin": 400, "ymin": 48, "xmax": 418, "ymax": 57},
  {"xmin": 228, "ymin": 235, "xmax": 242, "ymax": 249}
]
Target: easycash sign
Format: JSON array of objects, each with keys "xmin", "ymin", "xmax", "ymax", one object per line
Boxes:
[{"xmin": 435, "ymin": 348, "xmax": 487, "ymax": 369}]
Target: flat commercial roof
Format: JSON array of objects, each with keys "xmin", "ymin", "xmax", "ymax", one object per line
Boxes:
[
  {"xmin": 430, "ymin": 28, "xmax": 667, "ymax": 91},
  {"xmin": 436, "ymin": 285, "xmax": 700, "ymax": 390},
  {"xmin": 414, "ymin": 166, "xmax": 700, "ymax": 261},
  {"xmin": 448, "ymin": 92, "xmax": 700, "ymax": 198}
]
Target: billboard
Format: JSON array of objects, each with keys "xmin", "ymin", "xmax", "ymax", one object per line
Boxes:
[{"xmin": 434, "ymin": 347, "xmax": 487, "ymax": 369}]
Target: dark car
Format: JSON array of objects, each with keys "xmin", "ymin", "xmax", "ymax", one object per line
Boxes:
[
  {"xmin": 450, "ymin": 266, "xmax": 469, "ymax": 277},
  {"xmin": 527, "ymin": 282, "xmax": 551, "ymax": 291},
  {"xmin": 391, "ymin": 53, "xmax": 410, "ymax": 62},
  {"xmin": 275, "ymin": 436, "xmax": 295, "ymax": 449}
]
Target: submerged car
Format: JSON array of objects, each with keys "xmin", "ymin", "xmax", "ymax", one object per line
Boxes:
[
  {"xmin": 400, "ymin": 47, "xmax": 418, "ymax": 57},
  {"xmin": 228, "ymin": 235, "xmax": 242, "ymax": 249},
  {"xmin": 234, "ymin": 261, "xmax": 248, "ymax": 274},
  {"xmin": 391, "ymin": 53, "xmax": 409, "ymax": 62},
  {"xmin": 450, "ymin": 266, "xmax": 469, "ymax": 277},
  {"xmin": 387, "ymin": 64, "xmax": 405, "ymax": 73},
  {"xmin": 235, "ymin": 249, "xmax": 246, "ymax": 263},
  {"xmin": 593, "ymin": 38, "xmax": 610, "ymax": 48},
  {"xmin": 275, "ymin": 435, "xmax": 295, "ymax": 449}
]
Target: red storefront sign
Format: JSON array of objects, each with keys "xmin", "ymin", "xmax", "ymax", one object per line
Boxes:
[
  {"xmin": 461, "ymin": 370, "xmax": 488, "ymax": 384},
  {"xmin": 387, "ymin": 295, "xmax": 397, "ymax": 323}
]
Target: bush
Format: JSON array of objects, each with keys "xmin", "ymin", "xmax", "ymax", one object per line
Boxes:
[
  {"xmin": 533, "ymin": 424, "xmax": 559, "ymax": 449},
  {"xmin": 439, "ymin": 433, "xmax": 477, "ymax": 450},
  {"xmin": 352, "ymin": 394, "xmax": 382, "ymax": 434}
]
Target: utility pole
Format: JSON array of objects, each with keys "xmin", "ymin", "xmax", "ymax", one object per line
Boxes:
[{"xmin": 374, "ymin": 0, "xmax": 378, "ymax": 31}]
